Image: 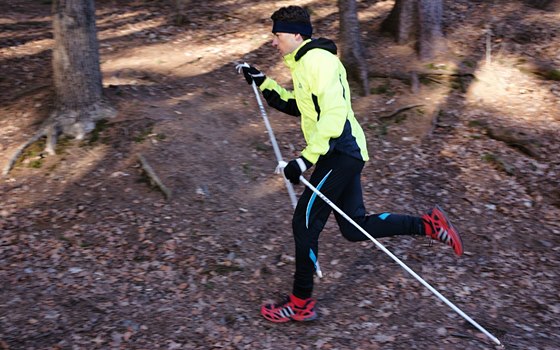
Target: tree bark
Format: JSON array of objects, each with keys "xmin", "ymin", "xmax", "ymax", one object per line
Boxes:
[
  {"xmin": 381, "ymin": 0, "xmax": 446, "ymax": 60},
  {"xmin": 50, "ymin": 0, "xmax": 115, "ymax": 150},
  {"xmin": 338, "ymin": 0, "xmax": 369, "ymax": 95}
]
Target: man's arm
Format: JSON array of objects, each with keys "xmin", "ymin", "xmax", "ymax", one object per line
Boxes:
[{"xmin": 260, "ymin": 78, "xmax": 301, "ymax": 117}]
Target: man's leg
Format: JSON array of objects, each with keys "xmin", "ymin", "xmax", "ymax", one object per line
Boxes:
[
  {"xmin": 335, "ymin": 175, "xmax": 425, "ymax": 242},
  {"xmin": 332, "ymin": 156, "xmax": 463, "ymax": 256},
  {"xmin": 261, "ymin": 153, "xmax": 357, "ymax": 323},
  {"xmin": 291, "ymin": 152, "xmax": 364, "ymax": 299},
  {"xmin": 334, "ymin": 169, "xmax": 424, "ymax": 241}
]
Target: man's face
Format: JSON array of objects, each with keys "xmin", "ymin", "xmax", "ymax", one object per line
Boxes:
[{"xmin": 272, "ymin": 32, "xmax": 303, "ymax": 56}]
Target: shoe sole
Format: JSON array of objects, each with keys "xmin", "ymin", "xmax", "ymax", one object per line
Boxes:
[
  {"xmin": 261, "ymin": 315, "xmax": 318, "ymax": 323},
  {"xmin": 261, "ymin": 305, "xmax": 318, "ymax": 323},
  {"xmin": 291, "ymin": 313, "xmax": 318, "ymax": 322}
]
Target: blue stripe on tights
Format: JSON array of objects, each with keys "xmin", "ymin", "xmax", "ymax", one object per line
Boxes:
[
  {"xmin": 309, "ymin": 249, "xmax": 318, "ymax": 270},
  {"xmin": 306, "ymin": 170, "xmax": 333, "ymax": 229},
  {"xmin": 379, "ymin": 213, "xmax": 391, "ymax": 220}
]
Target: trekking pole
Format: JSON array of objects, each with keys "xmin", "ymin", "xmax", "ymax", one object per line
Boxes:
[
  {"xmin": 236, "ymin": 62, "xmax": 323, "ymax": 278},
  {"xmin": 290, "ymin": 169, "xmax": 501, "ymax": 346},
  {"xmin": 236, "ymin": 62, "xmax": 298, "ymax": 208},
  {"xmin": 251, "ymin": 81, "xmax": 301, "ymax": 207}
]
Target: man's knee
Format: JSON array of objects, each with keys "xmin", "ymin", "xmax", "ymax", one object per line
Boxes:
[{"xmin": 339, "ymin": 222, "xmax": 367, "ymax": 242}]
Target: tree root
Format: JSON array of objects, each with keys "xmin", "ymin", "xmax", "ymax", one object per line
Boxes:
[
  {"xmin": 2, "ymin": 102, "xmax": 116, "ymax": 177},
  {"xmin": 380, "ymin": 104, "xmax": 425, "ymax": 121},
  {"xmin": 485, "ymin": 125, "xmax": 540, "ymax": 159},
  {"xmin": 2, "ymin": 126, "xmax": 48, "ymax": 177},
  {"xmin": 138, "ymin": 153, "xmax": 172, "ymax": 199},
  {"xmin": 369, "ymin": 70, "xmax": 475, "ymax": 84}
]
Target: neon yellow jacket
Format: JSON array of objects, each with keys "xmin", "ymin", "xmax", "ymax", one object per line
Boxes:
[{"xmin": 260, "ymin": 38, "xmax": 369, "ymax": 164}]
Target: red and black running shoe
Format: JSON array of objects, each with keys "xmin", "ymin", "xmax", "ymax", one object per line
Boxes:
[
  {"xmin": 261, "ymin": 294, "xmax": 317, "ymax": 323},
  {"xmin": 422, "ymin": 205, "xmax": 464, "ymax": 256}
]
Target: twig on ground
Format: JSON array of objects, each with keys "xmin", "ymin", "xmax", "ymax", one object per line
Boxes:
[{"xmin": 138, "ymin": 153, "xmax": 172, "ymax": 199}]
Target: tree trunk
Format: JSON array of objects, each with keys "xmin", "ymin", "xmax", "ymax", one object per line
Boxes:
[
  {"xmin": 50, "ymin": 0, "xmax": 115, "ymax": 151},
  {"xmin": 338, "ymin": 0, "xmax": 369, "ymax": 96},
  {"xmin": 172, "ymin": 0, "xmax": 191, "ymax": 25},
  {"xmin": 381, "ymin": 0, "xmax": 446, "ymax": 60},
  {"xmin": 380, "ymin": 0, "xmax": 416, "ymax": 44},
  {"xmin": 417, "ymin": 0, "xmax": 445, "ymax": 59},
  {"xmin": 2, "ymin": 0, "xmax": 116, "ymax": 175}
]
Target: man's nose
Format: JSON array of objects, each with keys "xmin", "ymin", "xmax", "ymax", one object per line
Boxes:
[{"xmin": 272, "ymin": 38, "xmax": 278, "ymax": 47}]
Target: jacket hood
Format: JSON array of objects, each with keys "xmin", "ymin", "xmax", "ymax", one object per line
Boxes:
[{"xmin": 294, "ymin": 37, "xmax": 337, "ymax": 61}]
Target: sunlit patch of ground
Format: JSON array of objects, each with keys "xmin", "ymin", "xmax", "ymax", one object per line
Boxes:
[{"xmin": 467, "ymin": 60, "xmax": 560, "ymax": 126}]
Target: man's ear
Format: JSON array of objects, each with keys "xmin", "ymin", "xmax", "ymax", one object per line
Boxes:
[{"xmin": 295, "ymin": 33, "xmax": 304, "ymax": 42}]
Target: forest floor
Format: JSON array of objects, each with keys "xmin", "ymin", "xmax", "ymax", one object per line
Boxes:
[{"xmin": 1, "ymin": 0, "xmax": 560, "ymax": 349}]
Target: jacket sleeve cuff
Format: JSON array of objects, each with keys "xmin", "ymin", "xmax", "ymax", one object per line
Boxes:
[
  {"xmin": 301, "ymin": 150, "xmax": 318, "ymax": 165},
  {"xmin": 259, "ymin": 77, "xmax": 274, "ymax": 91}
]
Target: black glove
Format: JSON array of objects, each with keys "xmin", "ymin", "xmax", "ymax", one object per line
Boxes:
[
  {"xmin": 238, "ymin": 64, "xmax": 266, "ymax": 87},
  {"xmin": 283, "ymin": 157, "xmax": 312, "ymax": 185}
]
